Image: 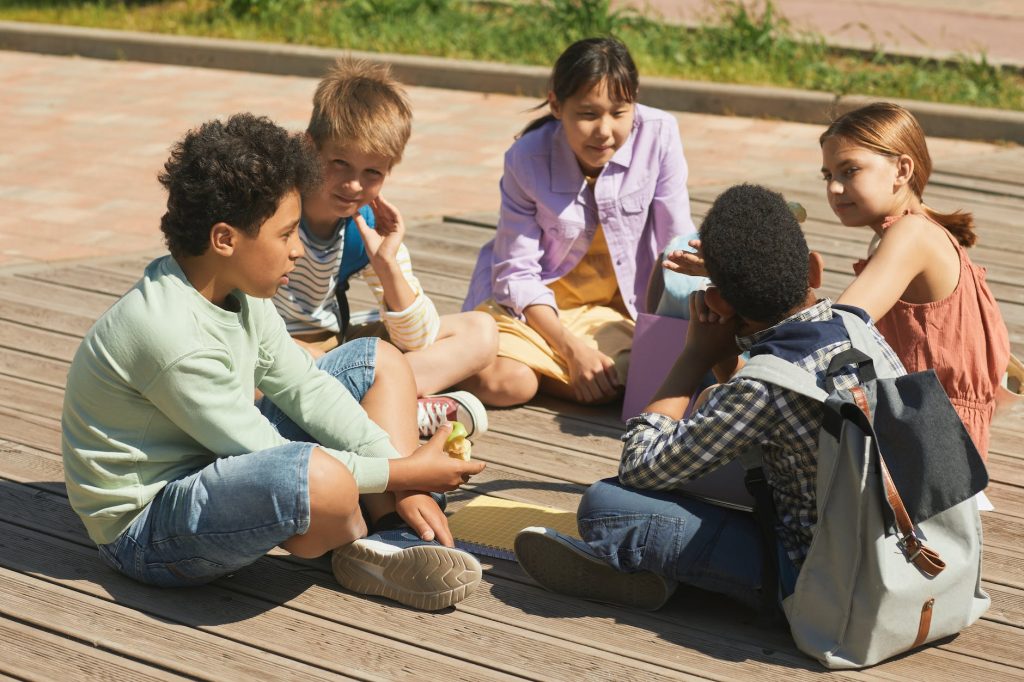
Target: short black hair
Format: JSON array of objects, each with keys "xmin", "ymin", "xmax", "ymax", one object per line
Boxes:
[
  {"xmin": 158, "ymin": 113, "xmax": 320, "ymax": 259},
  {"xmin": 700, "ymin": 184, "xmax": 809, "ymax": 324}
]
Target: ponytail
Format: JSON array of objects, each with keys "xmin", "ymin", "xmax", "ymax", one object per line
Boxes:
[
  {"xmin": 519, "ymin": 112, "xmax": 556, "ymax": 138},
  {"xmin": 922, "ymin": 206, "xmax": 977, "ymax": 247}
]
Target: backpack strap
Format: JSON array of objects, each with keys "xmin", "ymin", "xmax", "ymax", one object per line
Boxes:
[
  {"xmin": 334, "ymin": 207, "xmax": 373, "ymax": 340},
  {"xmin": 832, "ymin": 309, "xmax": 901, "ymax": 380},
  {"xmin": 736, "ymin": 355, "xmax": 828, "ymax": 403}
]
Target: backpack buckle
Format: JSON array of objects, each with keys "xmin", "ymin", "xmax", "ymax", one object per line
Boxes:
[{"xmin": 896, "ymin": 533, "xmax": 923, "ymax": 562}]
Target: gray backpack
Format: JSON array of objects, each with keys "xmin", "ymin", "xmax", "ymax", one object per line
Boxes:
[{"xmin": 737, "ymin": 310, "xmax": 989, "ymax": 669}]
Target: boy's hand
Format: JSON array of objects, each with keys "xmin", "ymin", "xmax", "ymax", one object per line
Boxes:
[
  {"xmin": 394, "ymin": 490, "xmax": 454, "ymax": 546},
  {"xmin": 388, "ymin": 425, "xmax": 486, "ymax": 492},
  {"xmin": 564, "ymin": 337, "xmax": 620, "ymax": 403},
  {"xmin": 354, "ymin": 195, "xmax": 405, "ymax": 265},
  {"xmin": 683, "ymin": 289, "xmax": 741, "ymax": 371},
  {"xmin": 663, "ymin": 239, "xmax": 708, "ymax": 277}
]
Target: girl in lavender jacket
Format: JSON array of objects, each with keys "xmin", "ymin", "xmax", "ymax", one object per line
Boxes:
[{"xmin": 461, "ymin": 37, "xmax": 696, "ymax": 406}]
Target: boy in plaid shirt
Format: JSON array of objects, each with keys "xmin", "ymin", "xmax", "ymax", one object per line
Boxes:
[{"xmin": 514, "ymin": 184, "xmax": 904, "ymax": 611}]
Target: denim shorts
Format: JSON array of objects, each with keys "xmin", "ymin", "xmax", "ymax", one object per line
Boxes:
[{"xmin": 97, "ymin": 337, "xmax": 378, "ymax": 587}]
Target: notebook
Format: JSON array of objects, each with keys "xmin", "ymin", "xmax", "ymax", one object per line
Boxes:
[{"xmin": 447, "ymin": 495, "xmax": 580, "ymax": 561}]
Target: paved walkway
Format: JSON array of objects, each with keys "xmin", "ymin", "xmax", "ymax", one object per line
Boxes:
[
  {"xmin": 0, "ymin": 50, "xmax": 1003, "ymax": 270},
  {"xmin": 624, "ymin": 0, "xmax": 1024, "ymax": 66}
]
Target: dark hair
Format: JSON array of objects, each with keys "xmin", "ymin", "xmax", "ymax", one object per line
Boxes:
[
  {"xmin": 158, "ymin": 113, "xmax": 321, "ymax": 259},
  {"xmin": 820, "ymin": 102, "xmax": 975, "ymax": 247},
  {"xmin": 701, "ymin": 184, "xmax": 810, "ymax": 324},
  {"xmin": 520, "ymin": 37, "xmax": 639, "ymax": 137}
]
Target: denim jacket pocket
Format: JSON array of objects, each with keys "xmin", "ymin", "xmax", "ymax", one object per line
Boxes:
[{"xmin": 620, "ymin": 188, "xmax": 650, "ymax": 215}]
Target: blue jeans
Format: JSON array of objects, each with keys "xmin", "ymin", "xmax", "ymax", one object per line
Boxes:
[
  {"xmin": 577, "ymin": 478, "xmax": 797, "ymax": 609},
  {"xmin": 97, "ymin": 338, "xmax": 379, "ymax": 587}
]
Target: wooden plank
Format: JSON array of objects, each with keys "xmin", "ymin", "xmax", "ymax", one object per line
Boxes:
[
  {"xmin": 0, "ymin": 346, "xmax": 69, "ymax": 389},
  {"xmin": 0, "ymin": 295, "xmax": 95, "ymax": 337},
  {"xmin": 984, "ymin": 583, "xmax": 1024, "ymax": 629},
  {"xmin": 0, "ymin": 614, "xmax": 185, "ymax": 681},
  {"xmin": 0, "ymin": 568, "xmax": 352, "ymax": 682},
  {"xmin": 0, "ymin": 521, "xmax": 519, "ymax": 682},
  {"xmin": 19, "ymin": 265, "xmax": 138, "ymax": 299},
  {"xmin": 0, "ymin": 373, "xmax": 64, "ymax": 418},
  {"xmin": 0, "ymin": 405, "xmax": 61, "ymax": 453},
  {"xmin": 0, "ymin": 319, "xmax": 81, "ymax": 364},
  {"xmin": 0, "ymin": 275, "xmax": 119, "ymax": 316}
]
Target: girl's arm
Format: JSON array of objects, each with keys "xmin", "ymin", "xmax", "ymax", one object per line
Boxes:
[
  {"xmin": 491, "ymin": 154, "xmax": 557, "ymax": 316},
  {"xmin": 524, "ymin": 303, "xmax": 619, "ymax": 402},
  {"xmin": 648, "ymin": 116, "xmax": 697, "ymax": 255},
  {"xmin": 836, "ymin": 216, "xmax": 939, "ymax": 320}
]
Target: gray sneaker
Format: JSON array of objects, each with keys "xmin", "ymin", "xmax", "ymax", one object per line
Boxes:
[
  {"xmin": 332, "ymin": 528, "xmax": 482, "ymax": 611},
  {"xmin": 514, "ymin": 527, "xmax": 676, "ymax": 611}
]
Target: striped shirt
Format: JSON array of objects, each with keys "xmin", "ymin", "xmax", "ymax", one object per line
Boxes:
[
  {"xmin": 273, "ymin": 220, "xmax": 441, "ymax": 352},
  {"xmin": 619, "ymin": 300, "xmax": 905, "ymax": 565}
]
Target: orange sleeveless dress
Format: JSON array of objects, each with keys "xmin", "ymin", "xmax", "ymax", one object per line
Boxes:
[{"xmin": 854, "ymin": 211, "xmax": 1010, "ymax": 460}]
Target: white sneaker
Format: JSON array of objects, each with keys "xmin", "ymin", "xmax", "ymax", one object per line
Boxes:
[
  {"xmin": 417, "ymin": 391, "xmax": 488, "ymax": 439},
  {"xmin": 332, "ymin": 529, "xmax": 482, "ymax": 611}
]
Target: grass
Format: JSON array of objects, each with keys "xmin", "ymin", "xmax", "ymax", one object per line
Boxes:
[{"xmin": 1, "ymin": 0, "xmax": 1022, "ymax": 111}]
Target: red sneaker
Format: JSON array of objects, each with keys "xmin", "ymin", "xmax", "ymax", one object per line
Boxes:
[{"xmin": 416, "ymin": 391, "xmax": 488, "ymax": 439}]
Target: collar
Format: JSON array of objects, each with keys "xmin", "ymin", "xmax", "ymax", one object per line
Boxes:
[{"xmin": 736, "ymin": 298, "xmax": 834, "ymax": 354}]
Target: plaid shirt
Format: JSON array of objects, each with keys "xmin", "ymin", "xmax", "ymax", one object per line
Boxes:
[{"xmin": 620, "ymin": 300, "xmax": 905, "ymax": 565}]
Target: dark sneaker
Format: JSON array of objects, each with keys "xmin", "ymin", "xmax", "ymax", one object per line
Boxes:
[
  {"xmin": 332, "ymin": 528, "xmax": 482, "ymax": 611},
  {"xmin": 514, "ymin": 527, "xmax": 676, "ymax": 611},
  {"xmin": 417, "ymin": 391, "xmax": 488, "ymax": 439}
]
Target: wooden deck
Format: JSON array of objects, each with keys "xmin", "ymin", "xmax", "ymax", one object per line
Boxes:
[{"xmin": 2, "ymin": 150, "xmax": 1023, "ymax": 680}]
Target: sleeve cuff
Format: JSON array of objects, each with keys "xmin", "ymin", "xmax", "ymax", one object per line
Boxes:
[{"xmin": 323, "ymin": 448, "xmax": 392, "ymax": 494}]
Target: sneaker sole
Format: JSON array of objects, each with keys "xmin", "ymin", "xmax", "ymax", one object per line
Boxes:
[
  {"xmin": 332, "ymin": 543, "xmax": 482, "ymax": 611},
  {"xmin": 514, "ymin": 530, "xmax": 671, "ymax": 611}
]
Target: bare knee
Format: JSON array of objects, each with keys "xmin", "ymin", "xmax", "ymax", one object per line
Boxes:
[
  {"xmin": 374, "ymin": 338, "xmax": 407, "ymax": 373},
  {"xmin": 477, "ymin": 358, "xmax": 539, "ymax": 407},
  {"xmin": 283, "ymin": 448, "xmax": 366, "ymax": 558},
  {"xmin": 455, "ymin": 312, "xmax": 499, "ymax": 374}
]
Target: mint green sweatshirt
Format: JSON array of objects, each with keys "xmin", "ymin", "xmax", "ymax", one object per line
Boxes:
[{"xmin": 62, "ymin": 257, "xmax": 400, "ymax": 545}]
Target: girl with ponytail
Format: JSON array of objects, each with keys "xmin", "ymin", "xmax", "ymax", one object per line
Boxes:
[{"xmin": 821, "ymin": 102, "xmax": 1009, "ymax": 460}]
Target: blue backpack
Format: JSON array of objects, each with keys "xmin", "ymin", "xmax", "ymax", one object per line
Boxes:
[{"xmin": 335, "ymin": 206, "xmax": 373, "ymax": 339}]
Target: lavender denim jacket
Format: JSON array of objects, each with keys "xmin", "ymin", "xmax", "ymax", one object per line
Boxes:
[{"xmin": 462, "ymin": 103, "xmax": 695, "ymax": 320}]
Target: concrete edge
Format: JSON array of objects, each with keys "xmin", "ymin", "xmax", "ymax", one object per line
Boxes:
[{"xmin": 1, "ymin": 20, "xmax": 1022, "ymax": 143}]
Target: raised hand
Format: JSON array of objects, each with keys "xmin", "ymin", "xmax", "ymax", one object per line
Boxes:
[
  {"xmin": 663, "ymin": 239, "xmax": 708, "ymax": 277},
  {"xmin": 353, "ymin": 195, "xmax": 406, "ymax": 265}
]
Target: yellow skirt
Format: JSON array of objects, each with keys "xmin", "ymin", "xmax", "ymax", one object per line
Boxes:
[{"xmin": 475, "ymin": 299, "xmax": 635, "ymax": 386}]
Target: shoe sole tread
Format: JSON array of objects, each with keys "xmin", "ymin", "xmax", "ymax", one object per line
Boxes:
[
  {"xmin": 332, "ymin": 543, "xmax": 482, "ymax": 611},
  {"xmin": 514, "ymin": 531, "xmax": 670, "ymax": 611}
]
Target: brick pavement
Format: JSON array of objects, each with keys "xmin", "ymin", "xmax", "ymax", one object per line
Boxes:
[{"xmin": 0, "ymin": 50, "xmax": 1002, "ymax": 270}]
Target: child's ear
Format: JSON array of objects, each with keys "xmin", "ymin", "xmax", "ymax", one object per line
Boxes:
[
  {"xmin": 808, "ymin": 251, "xmax": 825, "ymax": 289},
  {"xmin": 704, "ymin": 286, "xmax": 735, "ymax": 319},
  {"xmin": 209, "ymin": 222, "xmax": 237, "ymax": 257},
  {"xmin": 894, "ymin": 153, "xmax": 914, "ymax": 189},
  {"xmin": 548, "ymin": 91, "xmax": 562, "ymax": 120}
]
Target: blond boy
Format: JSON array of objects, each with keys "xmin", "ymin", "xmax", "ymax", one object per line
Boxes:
[{"xmin": 273, "ymin": 59, "xmax": 497, "ymax": 438}]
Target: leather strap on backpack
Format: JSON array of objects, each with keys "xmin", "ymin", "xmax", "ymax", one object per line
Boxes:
[{"xmin": 850, "ymin": 386, "xmax": 946, "ymax": 578}]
